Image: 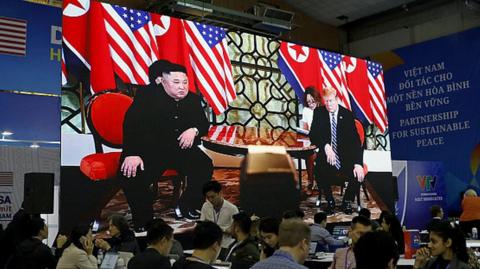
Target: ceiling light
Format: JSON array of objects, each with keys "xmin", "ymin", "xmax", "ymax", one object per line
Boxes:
[
  {"xmin": 1, "ymin": 131, "xmax": 13, "ymax": 136},
  {"xmin": 30, "ymin": 143, "xmax": 40, "ymax": 149}
]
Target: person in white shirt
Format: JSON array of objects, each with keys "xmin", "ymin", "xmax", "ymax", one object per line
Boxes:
[
  {"xmin": 200, "ymin": 181, "xmax": 239, "ymax": 250},
  {"xmin": 300, "ymin": 87, "xmax": 323, "ymax": 191},
  {"xmin": 301, "ymin": 87, "xmax": 323, "ymax": 131}
]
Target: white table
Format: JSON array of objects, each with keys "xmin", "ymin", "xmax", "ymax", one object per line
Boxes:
[{"xmin": 467, "ymin": 240, "xmax": 480, "ymax": 248}]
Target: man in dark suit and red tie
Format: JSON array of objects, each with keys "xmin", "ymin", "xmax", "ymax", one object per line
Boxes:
[{"xmin": 309, "ymin": 87, "xmax": 365, "ymax": 214}]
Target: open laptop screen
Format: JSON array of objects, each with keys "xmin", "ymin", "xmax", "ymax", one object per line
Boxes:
[{"xmin": 332, "ymin": 225, "xmax": 350, "ymax": 238}]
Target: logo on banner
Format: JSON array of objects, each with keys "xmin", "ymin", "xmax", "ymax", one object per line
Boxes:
[
  {"xmin": 0, "ymin": 192, "xmax": 13, "ymax": 221},
  {"xmin": 417, "ymin": 175, "xmax": 437, "ymax": 192}
]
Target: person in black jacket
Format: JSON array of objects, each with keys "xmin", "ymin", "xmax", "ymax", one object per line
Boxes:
[
  {"xmin": 8, "ymin": 217, "xmax": 66, "ymax": 269},
  {"xmin": 119, "ymin": 60, "xmax": 213, "ymax": 229},
  {"xmin": 225, "ymin": 213, "xmax": 260, "ymax": 269},
  {"xmin": 309, "ymin": 87, "xmax": 364, "ymax": 214},
  {"xmin": 95, "ymin": 214, "xmax": 140, "ymax": 255},
  {"xmin": 173, "ymin": 221, "xmax": 223, "ymax": 269},
  {"xmin": 128, "ymin": 219, "xmax": 174, "ymax": 269}
]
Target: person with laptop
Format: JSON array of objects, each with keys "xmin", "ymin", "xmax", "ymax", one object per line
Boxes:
[
  {"xmin": 310, "ymin": 212, "xmax": 346, "ymax": 252},
  {"xmin": 224, "ymin": 212, "xmax": 260, "ymax": 269},
  {"xmin": 172, "ymin": 221, "xmax": 223, "ymax": 269},
  {"xmin": 251, "ymin": 219, "xmax": 311, "ymax": 269},
  {"xmin": 329, "ymin": 216, "xmax": 372, "ymax": 269},
  {"xmin": 128, "ymin": 219, "xmax": 174, "ymax": 269}
]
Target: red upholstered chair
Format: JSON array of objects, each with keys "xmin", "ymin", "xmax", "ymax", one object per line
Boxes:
[{"xmin": 80, "ymin": 91, "xmax": 183, "ymax": 204}]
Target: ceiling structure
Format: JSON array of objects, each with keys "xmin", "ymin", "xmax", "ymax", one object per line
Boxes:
[{"xmin": 280, "ymin": 0, "xmax": 420, "ymax": 26}]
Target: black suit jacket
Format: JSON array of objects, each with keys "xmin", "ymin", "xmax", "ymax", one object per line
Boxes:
[
  {"xmin": 121, "ymin": 85, "xmax": 210, "ymax": 162},
  {"xmin": 127, "ymin": 248, "xmax": 171, "ymax": 269},
  {"xmin": 309, "ymin": 106, "xmax": 363, "ymax": 171},
  {"xmin": 225, "ymin": 237, "xmax": 260, "ymax": 269}
]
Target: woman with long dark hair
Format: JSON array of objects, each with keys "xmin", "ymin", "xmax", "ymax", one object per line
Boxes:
[
  {"xmin": 56, "ymin": 224, "xmax": 97, "ymax": 269},
  {"xmin": 414, "ymin": 221, "xmax": 469, "ymax": 269},
  {"xmin": 380, "ymin": 212, "xmax": 405, "ymax": 254}
]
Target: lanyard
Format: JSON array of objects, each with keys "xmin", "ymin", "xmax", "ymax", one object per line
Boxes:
[
  {"xmin": 344, "ymin": 248, "xmax": 352, "ymax": 269},
  {"xmin": 213, "ymin": 206, "xmax": 222, "ymax": 224}
]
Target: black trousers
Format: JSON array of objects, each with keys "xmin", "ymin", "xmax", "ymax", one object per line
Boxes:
[
  {"xmin": 314, "ymin": 156, "xmax": 360, "ymax": 205},
  {"xmin": 119, "ymin": 146, "xmax": 213, "ymax": 228}
]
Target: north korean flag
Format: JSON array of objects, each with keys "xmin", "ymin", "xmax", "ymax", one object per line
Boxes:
[
  {"xmin": 62, "ymin": 0, "xmax": 116, "ymax": 92},
  {"xmin": 151, "ymin": 15, "xmax": 196, "ymax": 92},
  {"xmin": 343, "ymin": 56, "xmax": 372, "ymax": 124},
  {"xmin": 278, "ymin": 41, "xmax": 323, "ymax": 104}
]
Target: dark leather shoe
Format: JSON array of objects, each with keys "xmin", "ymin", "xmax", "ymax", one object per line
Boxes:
[{"xmin": 185, "ymin": 210, "xmax": 200, "ymax": 220}]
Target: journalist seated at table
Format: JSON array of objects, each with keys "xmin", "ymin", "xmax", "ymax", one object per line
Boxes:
[
  {"xmin": 128, "ymin": 219, "xmax": 174, "ymax": 269},
  {"xmin": 310, "ymin": 212, "xmax": 346, "ymax": 252},
  {"xmin": 94, "ymin": 214, "xmax": 140, "ymax": 255},
  {"xmin": 224, "ymin": 212, "xmax": 260, "ymax": 269},
  {"xmin": 329, "ymin": 216, "xmax": 372, "ymax": 269}
]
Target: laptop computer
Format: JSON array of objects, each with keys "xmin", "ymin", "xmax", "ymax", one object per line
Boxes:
[
  {"xmin": 309, "ymin": 241, "xmax": 318, "ymax": 256},
  {"xmin": 100, "ymin": 252, "xmax": 119, "ymax": 269},
  {"xmin": 332, "ymin": 225, "xmax": 350, "ymax": 239}
]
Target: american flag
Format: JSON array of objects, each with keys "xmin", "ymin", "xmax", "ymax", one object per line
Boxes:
[
  {"xmin": 102, "ymin": 4, "xmax": 159, "ymax": 85},
  {"xmin": 61, "ymin": 48, "xmax": 67, "ymax": 86},
  {"xmin": 367, "ymin": 60, "xmax": 388, "ymax": 133},
  {"xmin": 208, "ymin": 125, "xmax": 237, "ymax": 144},
  {"xmin": 0, "ymin": 172, "xmax": 13, "ymax": 187},
  {"xmin": 318, "ymin": 50, "xmax": 351, "ymax": 110},
  {"xmin": 184, "ymin": 21, "xmax": 236, "ymax": 115},
  {"xmin": 0, "ymin": 17, "xmax": 27, "ymax": 56}
]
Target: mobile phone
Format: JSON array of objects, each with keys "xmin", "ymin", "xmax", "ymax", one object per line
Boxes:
[{"xmin": 92, "ymin": 220, "xmax": 99, "ymax": 233}]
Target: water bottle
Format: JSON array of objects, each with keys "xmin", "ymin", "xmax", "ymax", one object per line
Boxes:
[
  {"xmin": 472, "ymin": 227, "xmax": 478, "ymax": 239},
  {"xmin": 97, "ymin": 249, "xmax": 104, "ymax": 266},
  {"xmin": 116, "ymin": 257, "xmax": 125, "ymax": 269}
]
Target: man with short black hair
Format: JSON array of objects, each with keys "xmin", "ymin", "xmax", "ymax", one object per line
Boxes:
[
  {"xmin": 11, "ymin": 217, "xmax": 57, "ymax": 269},
  {"xmin": 328, "ymin": 216, "xmax": 372, "ymax": 269},
  {"xmin": 172, "ymin": 221, "xmax": 223, "ymax": 269},
  {"xmin": 426, "ymin": 205, "xmax": 443, "ymax": 231},
  {"xmin": 128, "ymin": 219, "xmax": 174, "ymax": 269},
  {"xmin": 258, "ymin": 217, "xmax": 280, "ymax": 259},
  {"xmin": 353, "ymin": 231, "xmax": 399, "ymax": 269},
  {"xmin": 282, "ymin": 209, "xmax": 305, "ymax": 220},
  {"xmin": 225, "ymin": 213, "xmax": 259, "ymax": 269},
  {"xmin": 358, "ymin": 208, "xmax": 380, "ymax": 230},
  {"xmin": 252, "ymin": 219, "xmax": 311, "ymax": 269},
  {"xmin": 311, "ymin": 212, "xmax": 345, "ymax": 251},
  {"xmin": 200, "ymin": 181, "xmax": 239, "ymax": 249},
  {"xmin": 120, "ymin": 60, "xmax": 213, "ymax": 228}
]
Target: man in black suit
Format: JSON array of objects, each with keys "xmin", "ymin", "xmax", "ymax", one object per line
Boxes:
[
  {"xmin": 309, "ymin": 87, "xmax": 364, "ymax": 214},
  {"xmin": 120, "ymin": 60, "xmax": 213, "ymax": 229},
  {"xmin": 128, "ymin": 219, "xmax": 173, "ymax": 269}
]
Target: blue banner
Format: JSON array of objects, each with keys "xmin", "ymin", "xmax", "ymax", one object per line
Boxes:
[
  {"xmin": 0, "ymin": 0, "xmax": 62, "ymax": 94},
  {"xmin": 381, "ymin": 27, "xmax": 480, "ymax": 212},
  {"xmin": 393, "ymin": 161, "xmax": 446, "ymax": 229}
]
